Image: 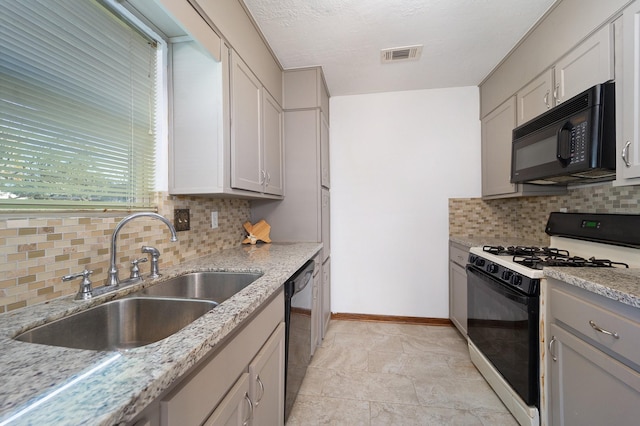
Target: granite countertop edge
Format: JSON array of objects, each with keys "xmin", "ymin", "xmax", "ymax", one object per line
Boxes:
[
  {"xmin": 0, "ymin": 242, "xmax": 322, "ymax": 426},
  {"xmin": 543, "ymin": 267, "xmax": 640, "ymax": 309}
]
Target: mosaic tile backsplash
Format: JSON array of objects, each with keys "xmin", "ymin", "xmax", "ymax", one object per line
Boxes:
[
  {"xmin": 0, "ymin": 193, "xmax": 250, "ymax": 313},
  {"xmin": 449, "ymin": 183, "xmax": 640, "ymax": 244}
]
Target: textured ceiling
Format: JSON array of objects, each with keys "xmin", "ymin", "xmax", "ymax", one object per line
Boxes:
[{"xmin": 242, "ymin": 0, "xmax": 557, "ymax": 96}]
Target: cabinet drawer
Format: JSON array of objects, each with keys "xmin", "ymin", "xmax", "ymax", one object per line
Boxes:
[
  {"xmin": 550, "ymin": 286, "xmax": 640, "ymax": 368},
  {"xmin": 449, "ymin": 243, "xmax": 469, "ymax": 267}
]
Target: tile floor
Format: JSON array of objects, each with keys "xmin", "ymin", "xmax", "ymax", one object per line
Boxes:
[{"xmin": 286, "ymin": 320, "xmax": 518, "ymax": 425}]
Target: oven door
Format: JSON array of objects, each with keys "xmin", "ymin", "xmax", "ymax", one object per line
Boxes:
[{"xmin": 466, "ymin": 265, "xmax": 539, "ymax": 407}]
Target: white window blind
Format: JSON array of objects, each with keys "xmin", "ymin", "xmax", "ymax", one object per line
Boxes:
[{"xmin": 0, "ymin": 0, "xmax": 158, "ymax": 210}]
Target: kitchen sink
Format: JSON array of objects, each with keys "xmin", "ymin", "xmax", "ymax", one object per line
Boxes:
[
  {"xmin": 132, "ymin": 271, "xmax": 263, "ymax": 303},
  {"xmin": 14, "ymin": 297, "xmax": 217, "ymax": 351}
]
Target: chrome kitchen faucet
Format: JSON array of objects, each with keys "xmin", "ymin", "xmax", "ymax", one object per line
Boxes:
[{"xmin": 107, "ymin": 212, "xmax": 178, "ymax": 286}]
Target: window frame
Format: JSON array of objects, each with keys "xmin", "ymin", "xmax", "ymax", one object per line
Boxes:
[{"xmin": 0, "ymin": 0, "xmax": 169, "ymax": 214}]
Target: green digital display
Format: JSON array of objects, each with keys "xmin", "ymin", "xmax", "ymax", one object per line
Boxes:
[{"xmin": 581, "ymin": 220, "xmax": 599, "ymax": 229}]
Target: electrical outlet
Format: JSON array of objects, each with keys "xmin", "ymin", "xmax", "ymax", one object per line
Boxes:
[
  {"xmin": 211, "ymin": 211, "xmax": 218, "ymax": 229},
  {"xmin": 174, "ymin": 208, "xmax": 190, "ymax": 231}
]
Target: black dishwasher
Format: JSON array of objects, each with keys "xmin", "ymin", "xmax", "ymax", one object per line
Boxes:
[{"xmin": 284, "ymin": 259, "xmax": 314, "ymax": 421}]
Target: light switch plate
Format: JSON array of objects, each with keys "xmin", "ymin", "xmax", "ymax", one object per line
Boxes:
[{"xmin": 211, "ymin": 211, "xmax": 218, "ymax": 229}]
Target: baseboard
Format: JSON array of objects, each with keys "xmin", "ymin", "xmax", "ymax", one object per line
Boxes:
[{"xmin": 330, "ymin": 312, "xmax": 452, "ymax": 326}]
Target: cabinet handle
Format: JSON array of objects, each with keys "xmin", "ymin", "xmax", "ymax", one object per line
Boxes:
[
  {"xmin": 255, "ymin": 375, "xmax": 265, "ymax": 406},
  {"xmin": 243, "ymin": 393, "xmax": 253, "ymax": 426},
  {"xmin": 544, "ymin": 90, "xmax": 550, "ymax": 109},
  {"xmin": 549, "ymin": 335, "xmax": 557, "ymax": 362},
  {"xmin": 589, "ymin": 320, "xmax": 620, "ymax": 339},
  {"xmin": 553, "ymin": 83, "xmax": 560, "ymax": 103},
  {"xmin": 622, "ymin": 141, "xmax": 631, "ymax": 167},
  {"xmin": 259, "ymin": 170, "xmax": 266, "ymax": 185},
  {"xmin": 266, "ymin": 171, "xmax": 271, "ymax": 186}
]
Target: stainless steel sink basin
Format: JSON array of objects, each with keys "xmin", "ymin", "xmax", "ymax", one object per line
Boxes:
[
  {"xmin": 14, "ymin": 297, "xmax": 217, "ymax": 351},
  {"xmin": 133, "ymin": 271, "xmax": 262, "ymax": 303}
]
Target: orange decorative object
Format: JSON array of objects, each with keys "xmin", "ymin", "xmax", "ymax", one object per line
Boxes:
[{"xmin": 242, "ymin": 219, "xmax": 272, "ymax": 245}]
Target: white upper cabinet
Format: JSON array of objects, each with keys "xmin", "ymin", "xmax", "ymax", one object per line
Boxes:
[
  {"xmin": 554, "ymin": 25, "xmax": 614, "ymax": 105},
  {"xmin": 230, "ymin": 52, "xmax": 284, "ymax": 196},
  {"xmin": 169, "ymin": 40, "xmax": 228, "ymax": 195},
  {"xmin": 481, "ymin": 96, "xmax": 565, "ymax": 198},
  {"xmin": 516, "ymin": 25, "xmax": 613, "ymax": 127},
  {"xmin": 517, "ymin": 69, "xmax": 554, "ymax": 126},
  {"xmin": 617, "ymin": 1, "xmax": 640, "ymax": 184},
  {"xmin": 482, "ymin": 97, "xmax": 518, "ymax": 197},
  {"xmin": 166, "ymin": 0, "xmax": 284, "ymax": 199},
  {"xmin": 320, "ymin": 113, "xmax": 330, "ymax": 188},
  {"xmin": 231, "ymin": 52, "xmax": 264, "ymax": 194},
  {"xmin": 261, "ymin": 90, "xmax": 284, "ymax": 196}
]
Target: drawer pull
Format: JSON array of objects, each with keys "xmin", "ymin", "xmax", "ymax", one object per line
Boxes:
[
  {"xmin": 589, "ymin": 320, "xmax": 620, "ymax": 339},
  {"xmin": 549, "ymin": 336, "xmax": 557, "ymax": 362}
]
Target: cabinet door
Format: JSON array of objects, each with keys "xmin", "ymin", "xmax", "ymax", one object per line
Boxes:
[
  {"xmin": 548, "ymin": 324, "xmax": 640, "ymax": 426},
  {"xmin": 321, "ymin": 257, "xmax": 331, "ymax": 337},
  {"xmin": 620, "ymin": 1, "xmax": 640, "ymax": 180},
  {"xmin": 249, "ymin": 323, "xmax": 285, "ymax": 426},
  {"xmin": 262, "ymin": 89, "xmax": 284, "ymax": 196},
  {"xmin": 320, "ymin": 112, "xmax": 330, "ymax": 188},
  {"xmin": 321, "ymin": 188, "xmax": 330, "ymax": 261},
  {"xmin": 481, "ymin": 96, "xmax": 517, "ymax": 197},
  {"xmin": 311, "ymin": 270, "xmax": 321, "ymax": 354},
  {"xmin": 203, "ymin": 373, "xmax": 251, "ymax": 426},
  {"xmin": 449, "ymin": 261, "xmax": 467, "ymax": 336},
  {"xmin": 516, "ymin": 69, "xmax": 553, "ymax": 125},
  {"xmin": 231, "ymin": 52, "xmax": 263, "ymax": 193},
  {"xmin": 554, "ymin": 25, "xmax": 613, "ymax": 105}
]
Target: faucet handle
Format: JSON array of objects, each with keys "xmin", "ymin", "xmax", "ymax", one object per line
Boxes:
[
  {"xmin": 142, "ymin": 246, "xmax": 162, "ymax": 278},
  {"xmin": 63, "ymin": 269, "xmax": 94, "ymax": 301},
  {"xmin": 130, "ymin": 257, "xmax": 148, "ymax": 279}
]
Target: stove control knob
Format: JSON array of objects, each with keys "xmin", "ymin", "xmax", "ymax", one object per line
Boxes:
[
  {"xmin": 468, "ymin": 254, "xmax": 477, "ymax": 264},
  {"xmin": 475, "ymin": 258, "xmax": 485, "ymax": 267},
  {"xmin": 502, "ymin": 270, "xmax": 513, "ymax": 280},
  {"xmin": 511, "ymin": 275, "xmax": 523, "ymax": 286},
  {"xmin": 487, "ymin": 263, "xmax": 499, "ymax": 273}
]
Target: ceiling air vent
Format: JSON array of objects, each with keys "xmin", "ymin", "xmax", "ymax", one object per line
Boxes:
[{"xmin": 381, "ymin": 45, "xmax": 423, "ymax": 63}]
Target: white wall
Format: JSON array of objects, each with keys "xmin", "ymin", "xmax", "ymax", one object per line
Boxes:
[{"xmin": 330, "ymin": 86, "xmax": 481, "ymax": 318}]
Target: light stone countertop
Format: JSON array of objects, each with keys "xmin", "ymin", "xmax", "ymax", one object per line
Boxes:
[
  {"xmin": 544, "ymin": 267, "xmax": 640, "ymax": 309},
  {"xmin": 0, "ymin": 242, "xmax": 322, "ymax": 426}
]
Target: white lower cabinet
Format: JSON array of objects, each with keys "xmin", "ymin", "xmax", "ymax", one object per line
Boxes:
[
  {"xmin": 448, "ymin": 241, "xmax": 468, "ymax": 337},
  {"xmin": 321, "ymin": 257, "xmax": 331, "ymax": 337},
  {"xmin": 546, "ymin": 279, "xmax": 640, "ymax": 425},
  {"xmin": 206, "ymin": 323, "xmax": 285, "ymax": 426},
  {"xmin": 248, "ymin": 323, "xmax": 285, "ymax": 425},
  {"xmin": 129, "ymin": 291, "xmax": 284, "ymax": 426},
  {"xmin": 548, "ymin": 324, "xmax": 640, "ymax": 426},
  {"xmin": 203, "ymin": 373, "xmax": 251, "ymax": 426}
]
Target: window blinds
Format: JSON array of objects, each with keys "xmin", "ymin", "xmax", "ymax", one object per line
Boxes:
[{"xmin": 0, "ymin": 0, "xmax": 158, "ymax": 210}]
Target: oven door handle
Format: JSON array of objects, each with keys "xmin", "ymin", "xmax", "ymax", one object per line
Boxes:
[{"xmin": 466, "ymin": 265, "xmax": 531, "ymax": 304}]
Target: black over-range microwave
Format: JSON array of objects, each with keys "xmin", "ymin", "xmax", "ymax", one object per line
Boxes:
[{"xmin": 511, "ymin": 81, "xmax": 616, "ymax": 185}]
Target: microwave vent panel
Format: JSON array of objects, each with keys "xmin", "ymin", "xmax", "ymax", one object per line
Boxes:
[{"xmin": 381, "ymin": 45, "xmax": 423, "ymax": 63}]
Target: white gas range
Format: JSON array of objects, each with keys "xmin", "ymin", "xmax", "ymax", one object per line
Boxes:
[{"xmin": 466, "ymin": 212, "xmax": 640, "ymax": 426}]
